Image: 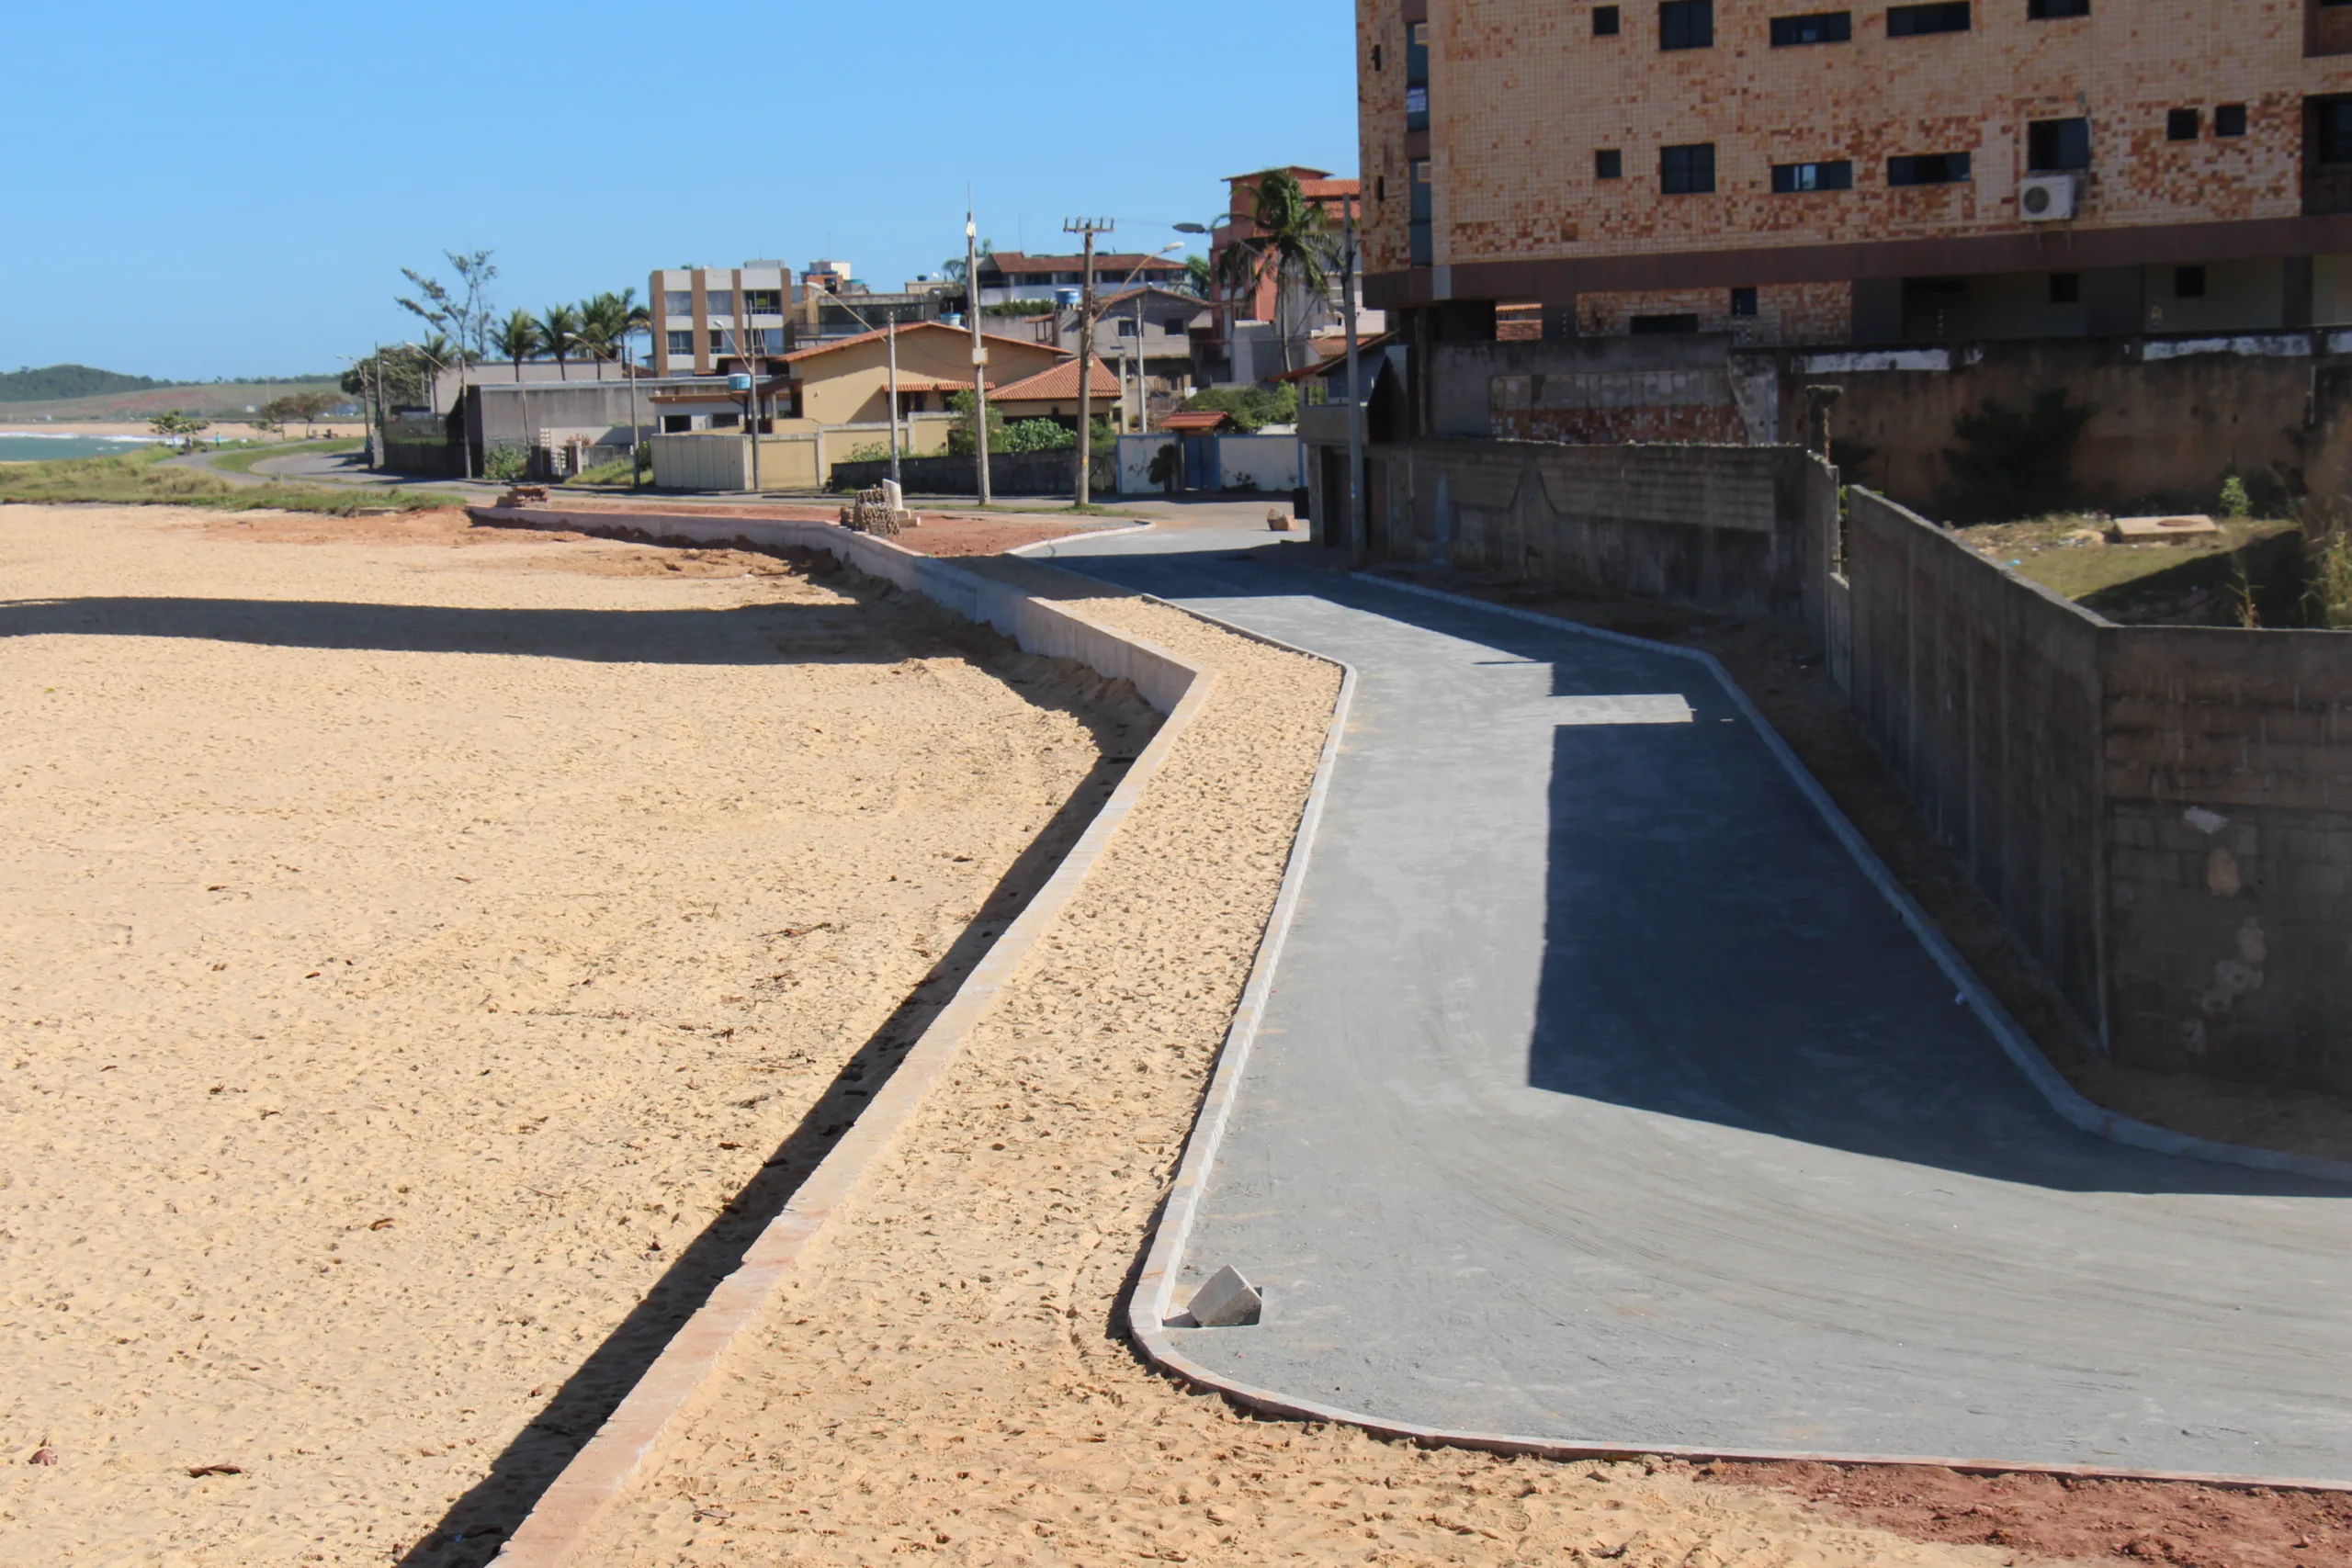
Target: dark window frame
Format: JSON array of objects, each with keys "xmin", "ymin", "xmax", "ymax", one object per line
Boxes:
[
  {"xmin": 1596, "ymin": 148, "xmax": 1624, "ymax": 179},
  {"xmin": 2167, "ymin": 107, "xmax": 2201, "ymax": 142},
  {"xmin": 1771, "ymin": 159, "xmax": 1855, "ymax": 192},
  {"xmin": 2027, "ymin": 0, "xmax": 2088, "ymax": 16},
  {"xmin": 2049, "ymin": 272, "xmax": 2081, "ymax": 304},
  {"xmin": 2176, "ymin": 265, "xmax": 2209, "ymax": 299},
  {"xmin": 1729, "ymin": 287, "xmax": 1759, "ymax": 317},
  {"xmin": 2216, "ymin": 103, "xmax": 2248, "ymax": 138},
  {"xmin": 2027, "ymin": 117, "xmax": 2092, "ymax": 172},
  {"xmin": 1887, "ymin": 2, "xmax": 1971, "ymax": 37},
  {"xmin": 1594, "ymin": 4, "xmax": 1623, "ymax": 34},
  {"xmin": 1660, "ymin": 0, "xmax": 1715, "ymax": 50},
  {"xmin": 1770, "ymin": 10, "xmax": 1852, "ymax": 44},
  {"xmin": 1888, "ymin": 151, "xmax": 1973, "ymax": 186},
  {"xmin": 1630, "ymin": 313, "xmax": 1702, "ymax": 334},
  {"xmin": 1660, "ymin": 141, "xmax": 1718, "ymax": 194}
]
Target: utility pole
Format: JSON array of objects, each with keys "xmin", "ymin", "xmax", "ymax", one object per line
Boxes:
[
  {"xmin": 1065, "ymin": 217, "xmax": 1113, "ymax": 508},
  {"xmin": 1134, "ymin": 296, "xmax": 1148, "ymax": 434},
  {"xmin": 367, "ymin": 343, "xmax": 383, "ymax": 471},
  {"xmin": 1343, "ymin": 193, "xmax": 1366, "ymax": 566},
  {"xmin": 967, "ymin": 211, "xmax": 992, "ymax": 505},
  {"xmin": 626, "ymin": 340, "xmax": 644, "ymax": 491},
  {"xmin": 886, "ymin": 312, "xmax": 902, "ymax": 487}
]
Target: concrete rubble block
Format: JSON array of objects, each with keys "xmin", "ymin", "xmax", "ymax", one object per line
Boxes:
[
  {"xmin": 2109, "ymin": 513, "xmax": 2221, "ymax": 542},
  {"xmin": 1184, "ymin": 1265, "xmax": 1263, "ymax": 1328}
]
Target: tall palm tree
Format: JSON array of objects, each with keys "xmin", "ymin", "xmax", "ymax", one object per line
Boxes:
[
  {"xmin": 493, "ymin": 310, "xmax": 542, "ymax": 382},
  {"xmin": 538, "ymin": 305, "xmax": 583, "ymax": 381},
  {"xmin": 1212, "ymin": 170, "xmax": 1339, "ymax": 374},
  {"xmin": 579, "ymin": 288, "xmax": 653, "ymax": 379}
]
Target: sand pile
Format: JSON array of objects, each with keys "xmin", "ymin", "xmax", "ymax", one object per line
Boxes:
[{"xmin": 0, "ymin": 506, "xmax": 1153, "ymax": 1564}]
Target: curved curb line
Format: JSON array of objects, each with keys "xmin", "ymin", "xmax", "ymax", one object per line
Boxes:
[
  {"xmin": 1119, "ymin": 568, "xmax": 2350, "ymax": 1500},
  {"xmin": 483, "ymin": 513, "xmax": 1216, "ymax": 1566},
  {"xmin": 1005, "ymin": 518, "xmax": 1156, "ymax": 556},
  {"xmin": 1355, "ymin": 574, "xmax": 2352, "ymax": 1191}
]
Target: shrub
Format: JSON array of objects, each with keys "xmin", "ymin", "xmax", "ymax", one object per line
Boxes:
[
  {"xmin": 1148, "ymin": 443, "xmax": 1179, "ymax": 489},
  {"xmin": 483, "ymin": 443, "xmax": 530, "ymax": 483},
  {"xmin": 1178, "ymin": 383, "xmax": 1297, "ymax": 434},
  {"xmin": 1935, "ymin": 389, "xmax": 2097, "ymax": 524},
  {"xmin": 2218, "ymin": 472, "xmax": 2252, "ymax": 520}
]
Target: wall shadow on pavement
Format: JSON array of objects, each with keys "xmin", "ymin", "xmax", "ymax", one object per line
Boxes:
[
  {"xmin": 391, "ymin": 737, "xmax": 1150, "ymax": 1568},
  {"xmin": 1027, "ymin": 536, "xmax": 2348, "ymax": 1201}
]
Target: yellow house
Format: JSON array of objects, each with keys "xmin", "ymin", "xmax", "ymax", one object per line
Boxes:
[
  {"xmin": 989, "ymin": 355, "xmax": 1125, "ymax": 429},
  {"xmin": 768, "ymin": 322, "xmax": 1067, "ymax": 425}
]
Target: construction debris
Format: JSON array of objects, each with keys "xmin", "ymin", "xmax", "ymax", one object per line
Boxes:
[{"xmin": 840, "ymin": 479, "xmax": 919, "ymax": 536}]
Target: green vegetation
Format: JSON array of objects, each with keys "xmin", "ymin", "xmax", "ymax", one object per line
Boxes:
[
  {"xmin": 2311, "ymin": 524, "xmax": 2352, "ymax": 629},
  {"xmin": 1935, "ymin": 389, "xmax": 2098, "ymax": 524},
  {"xmin": 1179, "ymin": 382, "xmax": 1297, "ymax": 434},
  {"xmin": 564, "ymin": 449, "xmax": 647, "ymax": 487},
  {"xmin": 484, "ymin": 443, "xmax": 532, "ymax": 484},
  {"xmin": 1214, "ymin": 171, "xmax": 1339, "ymax": 374},
  {"xmin": 983, "ymin": 300, "xmax": 1056, "ymax": 317},
  {"xmin": 1961, "ymin": 513, "xmax": 2313, "ymax": 626},
  {"xmin": 2219, "ymin": 472, "xmax": 2253, "ymax": 520},
  {"xmin": 148, "ymin": 412, "xmax": 211, "ymax": 450},
  {"xmin": 0, "ymin": 365, "xmax": 169, "ymax": 402},
  {"xmin": 210, "ymin": 437, "xmax": 363, "ymax": 476},
  {"xmin": 0, "ymin": 447, "xmax": 453, "ymax": 514}
]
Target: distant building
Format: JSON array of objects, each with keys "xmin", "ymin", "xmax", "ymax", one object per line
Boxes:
[
  {"xmin": 650, "ymin": 262, "xmax": 794, "ymax": 378},
  {"xmin": 1204, "ymin": 167, "xmax": 1385, "ymax": 382},
  {"xmin": 974, "ymin": 250, "xmax": 1190, "ymax": 307}
]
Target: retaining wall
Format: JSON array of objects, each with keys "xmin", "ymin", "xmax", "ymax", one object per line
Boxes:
[
  {"xmin": 1363, "ymin": 437, "xmax": 1837, "ymax": 625},
  {"xmin": 829, "ymin": 448, "xmax": 1113, "ymax": 497},
  {"xmin": 1844, "ymin": 490, "xmax": 2352, "ymax": 1089}
]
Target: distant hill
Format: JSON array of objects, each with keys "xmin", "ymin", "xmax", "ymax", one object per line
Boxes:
[{"xmin": 0, "ymin": 365, "xmax": 170, "ymax": 402}]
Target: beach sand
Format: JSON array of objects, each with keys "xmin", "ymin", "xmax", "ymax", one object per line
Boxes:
[{"xmin": 0, "ymin": 505, "xmax": 1154, "ymax": 1564}]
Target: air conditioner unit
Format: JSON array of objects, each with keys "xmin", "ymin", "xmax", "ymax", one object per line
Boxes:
[{"xmin": 2019, "ymin": 174, "xmax": 2081, "ymax": 222}]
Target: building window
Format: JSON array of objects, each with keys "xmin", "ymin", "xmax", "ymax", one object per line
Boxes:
[
  {"xmin": 710, "ymin": 412, "xmax": 741, "ymax": 429},
  {"xmin": 1660, "ymin": 142, "xmax": 1717, "ymax": 193},
  {"xmin": 1730, "ymin": 287, "xmax": 1758, "ymax": 317},
  {"xmin": 1375, "ymin": 174, "xmax": 1386, "ymax": 201},
  {"xmin": 2176, "ymin": 265, "xmax": 2208, "ymax": 299},
  {"xmin": 1660, "ymin": 0, "xmax": 1714, "ymax": 50},
  {"xmin": 2027, "ymin": 117, "xmax": 2091, "ymax": 171},
  {"xmin": 662, "ymin": 414, "xmax": 691, "ymax": 434},
  {"xmin": 2321, "ymin": 97, "xmax": 2352, "ymax": 164},
  {"xmin": 743, "ymin": 289, "xmax": 783, "ymax": 314},
  {"xmin": 2027, "ymin": 0, "xmax": 2088, "ymax": 14},
  {"xmin": 1596, "ymin": 148, "xmax": 1624, "ymax": 178},
  {"xmin": 704, "ymin": 290, "xmax": 734, "ymax": 316},
  {"xmin": 1372, "ymin": 43, "xmax": 1383, "ymax": 70},
  {"xmin": 1410, "ymin": 159, "xmax": 1434, "ymax": 266},
  {"xmin": 1888, "ymin": 152, "xmax": 1972, "ymax": 185},
  {"xmin": 663, "ymin": 291, "xmax": 693, "ymax": 318},
  {"xmin": 2167, "ymin": 108, "xmax": 2201, "ymax": 141},
  {"xmin": 1771, "ymin": 159, "xmax": 1854, "ymax": 191},
  {"xmin": 1770, "ymin": 11, "xmax": 1852, "ymax": 44},
  {"xmin": 1407, "ymin": 86, "xmax": 1430, "ymax": 129},
  {"xmin": 2050, "ymin": 272, "xmax": 2081, "ymax": 304},
  {"xmin": 1887, "ymin": 2, "xmax": 1970, "ymax": 36},
  {"xmin": 2217, "ymin": 103, "xmax": 2248, "ymax": 137},
  {"xmin": 1594, "ymin": 4, "xmax": 1622, "ymax": 33},
  {"xmin": 667, "ymin": 331, "xmax": 695, "ymax": 356},
  {"xmin": 1631, "ymin": 313, "xmax": 1701, "ymax": 334}
]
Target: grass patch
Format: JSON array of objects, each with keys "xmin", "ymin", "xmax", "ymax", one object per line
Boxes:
[
  {"xmin": 1959, "ymin": 514, "xmax": 2310, "ymax": 626},
  {"xmin": 0, "ymin": 447, "xmax": 456, "ymax": 515},
  {"xmin": 209, "ymin": 437, "xmax": 365, "ymax": 476}
]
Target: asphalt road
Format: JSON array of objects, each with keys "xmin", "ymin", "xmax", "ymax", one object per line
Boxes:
[{"xmin": 1035, "ymin": 518, "xmax": 2352, "ymax": 1483}]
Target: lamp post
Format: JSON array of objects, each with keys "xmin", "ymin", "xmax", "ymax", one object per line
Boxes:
[
  {"xmin": 967, "ymin": 212, "xmax": 992, "ymax": 505},
  {"xmin": 1062, "ymin": 236, "xmax": 1183, "ymax": 508}
]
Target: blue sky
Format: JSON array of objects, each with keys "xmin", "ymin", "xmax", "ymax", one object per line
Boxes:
[{"xmin": 3, "ymin": 0, "xmax": 1357, "ymax": 382}]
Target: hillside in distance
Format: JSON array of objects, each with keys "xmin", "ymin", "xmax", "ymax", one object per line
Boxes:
[
  {"xmin": 0, "ymin": 372, "xmax": 348, "ymax": 423},
  {"xmin": 0, "ymin": 364, "xmax": 170, "ymax": 402}
]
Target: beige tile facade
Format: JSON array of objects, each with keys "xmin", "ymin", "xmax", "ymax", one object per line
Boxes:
[{"xmin": 1360, "ymin": 0, "xmax": 2352, "ymax": 342}]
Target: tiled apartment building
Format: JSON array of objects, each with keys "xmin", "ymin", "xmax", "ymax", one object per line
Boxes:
[{"xmin": 1359, "ymin": 0, "xmax": 2352, "ymax": 345}]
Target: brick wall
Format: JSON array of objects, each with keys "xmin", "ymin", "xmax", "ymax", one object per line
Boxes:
[
  {"xmin": 1846, "ymin": 488, "xmax": 2352, "ymax": 1089},
  {"xmin": 1577, "ymin": 283, "xmax": 1854, "ymax": 345}
]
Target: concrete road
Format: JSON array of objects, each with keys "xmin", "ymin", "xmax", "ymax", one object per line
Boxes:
[{"xmin": 1035, "ymin": 520, "xmax": 2352, "ymax": 1483}]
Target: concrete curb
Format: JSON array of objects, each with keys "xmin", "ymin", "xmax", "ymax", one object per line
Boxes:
[
  {"xmin": 1356, "ymin": 574, "xmax": 2352, "ymax": 1191},
  {"xmin": 1005, "ymin": 519, "xmax": 1156, "ymax": 556},
  {"xmin": 1117, "ymin": 569, "xmax": 2351, "ymax": 1499},
  {"xmin": 472, "ymin": 507, "xmax": 1217, "ymax": 1564}
]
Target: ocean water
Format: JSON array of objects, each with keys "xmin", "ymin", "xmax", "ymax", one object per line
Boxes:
[{"xmin": 0, "ymin": 433, "xmax": 164, "ymax": 462}]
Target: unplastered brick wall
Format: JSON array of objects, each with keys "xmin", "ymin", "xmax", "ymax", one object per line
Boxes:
[
  {"xmin": 1363, "ymin": 0, "xmax": 2350, "ymax": 276},
  {"xmin": 1577, "ymin": 283, "xmax": 1853, "ymax": 345},
  {"xmin": 1844, "ymin": 488, "xmax": 2352, "ymax": 1090}
]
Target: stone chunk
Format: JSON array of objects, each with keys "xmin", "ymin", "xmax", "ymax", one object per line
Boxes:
[
  {"xmin": 1185, "ymin": 1264, "xmax": 1263, "ymax": 1328},
  {"xmin": 2109, "ymin": 513, "xmax": 2220, "ymax": 543}
]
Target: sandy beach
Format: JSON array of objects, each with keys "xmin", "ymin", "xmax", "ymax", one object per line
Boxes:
[{"xmin": 0, "ymin": 505, "xmax": 1154, "ymax": 1564}]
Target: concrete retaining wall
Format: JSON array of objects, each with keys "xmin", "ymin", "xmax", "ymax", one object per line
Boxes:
[
  {"xmin": 1361, "ymin": 437, "xmax": 1835, "ymax": 625},
  {"xmin": 1844, "ymin": 489, "xmax": 2352, "ymax": 1089}
]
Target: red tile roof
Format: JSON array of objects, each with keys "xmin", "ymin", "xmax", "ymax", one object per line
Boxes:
[
  {"xmin": 983, "ymin": 251, "xmax": 1190, "ymax": 277},
  {"xmin": 989, "ymin": 356, "xmax": 1122, "ymax": 402},
  {"xmin": 1159, "ymin": 410, "xmax": 1233, "ymax": 433}
]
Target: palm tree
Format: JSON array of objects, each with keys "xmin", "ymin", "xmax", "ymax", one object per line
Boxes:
[
  {"xmin": 493, "ymin": 310, "xmax": 541, "ymax": 382},
  {"xmin": 538, "ymin": 305, "xmax": 582, "ymax": 381},
  {"xmin": 1212, "ymin": 170, "xmax": 1339, "ymax": 374},
  {"xmin": 580, "ymin": 288, "xmax": 653, "ymax": 379}
]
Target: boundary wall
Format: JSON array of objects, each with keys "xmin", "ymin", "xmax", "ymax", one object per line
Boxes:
[{"xmin": 466, "ymin": 506, "xmax": 1220, "ymax": 1564}]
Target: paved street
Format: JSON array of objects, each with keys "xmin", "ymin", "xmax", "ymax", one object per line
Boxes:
[{"xmin": 1039, "ymin": 519, "xmax": 2352, "ymax": 1483}]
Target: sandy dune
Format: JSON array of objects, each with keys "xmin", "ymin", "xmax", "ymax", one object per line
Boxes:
[{"xmin": 0, "ymin": 506, "xmax": 1152, "ymax": 1565}]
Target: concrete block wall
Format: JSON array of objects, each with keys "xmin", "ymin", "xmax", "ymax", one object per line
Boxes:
[
  {"xmin": 1365, "ymin": 437, "xmax": 1830, "ymax": 623},
  {"xmin": 1846, "ymin": 488, "xmax": 2352, "ymax": 1090}
]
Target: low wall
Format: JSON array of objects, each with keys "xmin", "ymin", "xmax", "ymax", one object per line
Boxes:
[
  {"xmin": 1845, "ymin": 489, "xmax": 2352, "ymax": 1089},
  {"xmin": 829, "ymin": 448, "xmax": 1113, "ymax": 497},
  {"xmin": 381, "ymin": 438, "xmax": 463, "ymax": 479},
  {"xmin": 1363, "ymin": 437, "xmax": 1835, "ymax": 625}
]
